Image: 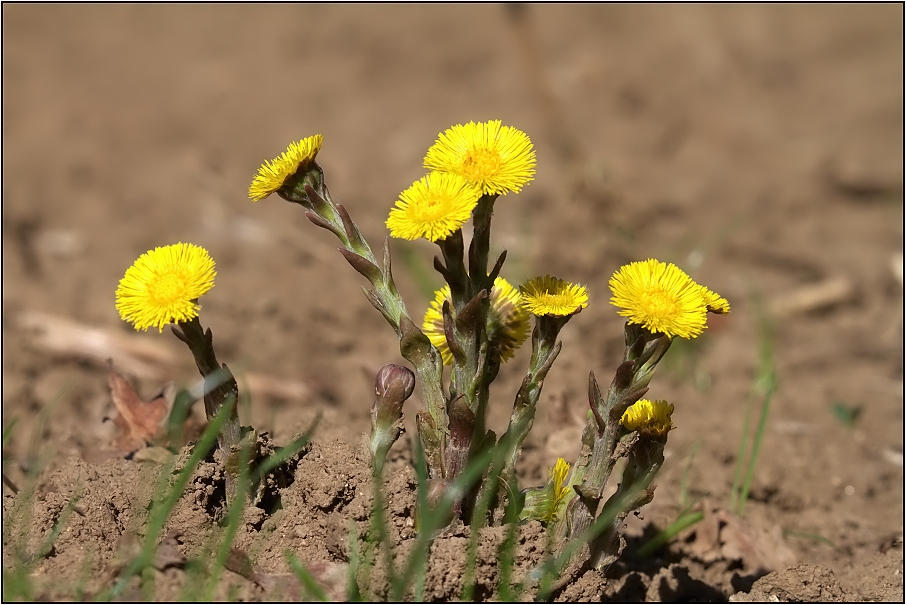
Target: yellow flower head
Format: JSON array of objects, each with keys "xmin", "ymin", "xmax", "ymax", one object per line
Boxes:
[
  {"xmin": 422, "ymin": 277, "xmax": 530, "ymax": 365},
  {"xmin": 519, "ymin": 276, "xmax": 589, "ymax": 317},
  {"xmin": 116, "ymin": 243, "xmax": 216, "ymax": 332},
  {"xmin": 700, "ymin": 286, "xmax": 731, "ymax": 315},
  {"xmin": 488, "ymin": 277, "xmax": 531, "ymax": 360},
  {"xmin": 249, "ymin": 135, "xmax": 324, "ymax": 201},
  {"xmin": 621, "ymin": 399, "xmax": 675, "ymax": 437},
  {"xmin": 424, "ymin": 120, "xmax": 536, "ymax": 195},
  {"xmin": 549, "ymin": 457, "xmax": 571, "ymax": 514},
  {"xmin": 387, "ymin": 171, "xmax": 481, "ymax": 242},
  {"xmin": 609, "ymin": 259, "xmax": 708, "ymax": 339}
]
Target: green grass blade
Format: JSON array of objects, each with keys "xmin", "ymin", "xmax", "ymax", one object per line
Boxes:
[
  {"xmin": 164, "ymin": 389, "xmax": 196, "ymax": 450},
  {"xmin": 346, "ymin": 523, "xmax": 364, "ymax": 601},
  {"xmin": 394, "ymin": 443, "xmax": 497, "ymax": 601},
  {"xmin": 637, "ymin": 510, "xmax": 704, "ymax": 557},
  {"xmin": 203, "ymin": 440, "xmax": 252, "ymax": 600},
  {"xmin": 103, "ymin": 395, "xmax": 235, "ymax": 600},
  {"xmin": 535, "ymin": 473, "xmax": 657, "ymax": 601},
  {"xmin": 2, "ymin": 418, "xmax": 18, "ymax": 449},
  {"xmin": 251, "ymin": 412, "xmax": 320, "ymax": 486},
  {"xmin": 738, "ymin": 372, "xmax": 774, "ymax": 516},
  {"xmin": 286, "ymin": 552, "xmax": 329, "ymax": 601},
  {"xmin": 678, "ymin": 439, "xmax": 700, "ymax": 509},
  {"xmin": 729, "ymin": 399, "xmax": 751, "ymax": 513},
  {"xmin": 737, "ymin": 296, "xmax": 776, "ymax": 516},
  {"xmin": 784, "ymin": 530, "xmax": 835, "ymax": 548}
]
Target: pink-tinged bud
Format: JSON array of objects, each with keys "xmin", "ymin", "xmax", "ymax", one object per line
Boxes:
[
  {"xmin": 370, "ymin": 364, "xmax": 416, "ymax": 470},
  {"xmin": 372, "ymin": 364, "xmax": 415, "ymax": 426}
]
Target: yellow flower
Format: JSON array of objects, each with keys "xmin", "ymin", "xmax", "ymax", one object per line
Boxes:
[
  {"xmin": 549, "ymin": 457, "xmax": 571, "ymax": 514},
  {"xmin": 521, "ymin": 456, "xmax": 572, "ymax": 524},
  {"xmin": 116, "ymin": 243, "xmax": 216, "ymax": 332},
  {"xmin": 700, "ymin": 286, "xmax": 731, "ymax": 315},
  {"xmin": 422, "ymin": 291, "xmax": 450, "ymax": 362},
  {"xmin": 386, "ymin": 171, "xmax": 481, "ymax": 242},
  {"xmin": 519, "ymin": 276, "xmax": 589, "ymax": 317},
  {"xmin": 422, "ymin": 277, "xmax": 530, "ymax": 365},
  {"xmin": 488, "ymin": 277, "xmax": 531, "ymax": 361},
  {"xmin": 249, "ymin": 135, "xmax": 324, "ymax": 201},
  {"xmin": 608, "ymin": 259, "xmax": 708, "ymax": 339},
  {"xmin": 621, "ymin": 399, "xmax": 675, "ymax": 437},
  {"xmin": 424, "ymin": 120, "xmax": 536, "ymax": 195}
]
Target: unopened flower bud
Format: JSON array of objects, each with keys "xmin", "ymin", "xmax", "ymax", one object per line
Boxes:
[
  {"xmin": 372, "ymin": 364, "xmax": 416, "ymax": 428},
  {"xmin": 370, "ymin": 364, "xmax": 416, "ymax": 470}
]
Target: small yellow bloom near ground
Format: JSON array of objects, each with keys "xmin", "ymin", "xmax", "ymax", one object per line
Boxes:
[
  {"xmin": 519, "ymin": 276, "xmax": 589, "ymax": 317},
  {"xmin": 116, "ymin": 243, "xmax": 216, "ymax": 332},
  {"xmin": 422, "ymin": 277, "xmax": 530, "ymax": 365},
  {"xmin": 609, "ymin": 259, "xmax": 709, "ymax": 339},
  {"xmin": 621, "ymin": 399, "xmax": 675, "ymax": 437},
  {"xmin": 249, "ymin": 134, "xmax": 324, "ymax": 201},
  {"xmin": 424, "ymin": 120, "xmax": 536, "ymax": 195},
  {"xmin": 549, "ymin": 457, "xmax": 572, "ymax": 516},
  {"xmin": 700, "ymin": 286, "xmax": 731, "ymax": 314},
  {"xmin": 387, "ymin": 171, "xmax": 481, "ymax": 242}
]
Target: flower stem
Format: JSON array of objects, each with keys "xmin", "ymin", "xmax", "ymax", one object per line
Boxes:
[
  {"xmin": 282, "ymin": 172, "xmax": 449, "ymax": 479},
  {"xmin": 171, "ymin": 316, "xmax": 242, "ymax": 498},
  {"xmin": 556, "ymin": 324, "xmax": 671, "ymax": 555}
]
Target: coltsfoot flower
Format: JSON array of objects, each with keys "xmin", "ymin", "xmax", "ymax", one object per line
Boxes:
[
  {"xmin": 422, "ymin": 277, "xmax": 530, "ymax": 364},
  {"xmin": 386, "ymin": 171, "xmax": 481, "ymax": 242},
  {"xmin": 249, "ymin": 134, "xmax": 324, "ymax": 201},
  {"xmin": 549, "ymin": 457, "xmax": 572, "ymax": 516},
  {"xmin": 621, "ymin": 399, "xmax": 675, "ymax": 437},
  {"xmin": 116, "ymin": 243, "xmax": 216, "ymax": 332},
  {"xmin": 522, "ymin": 456, "xmax": 571, "ymax": 524},
  {"xmin": 519, "ymin": 276, "xmax": 589, "ymax": 317},
  {"xmin": 424, "ymin": 120, "xmax": 536, "ymax": 195},
  {"xmin": 609, "ymin": 259, "xmax": 711, "ymax": 339}
]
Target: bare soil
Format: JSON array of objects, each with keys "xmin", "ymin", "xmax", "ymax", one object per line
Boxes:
[{"xmin": 2, "ymin": 4, "xmax": 903, "ymax": 601}]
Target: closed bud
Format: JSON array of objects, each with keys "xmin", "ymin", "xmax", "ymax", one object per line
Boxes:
[
  {"xmin": 370, "ymin": 364, "xmax": 416, "ymax": 469},
  {"xmin": 372, "ymin": 364, "xmax": 416, "ymax": 429}
]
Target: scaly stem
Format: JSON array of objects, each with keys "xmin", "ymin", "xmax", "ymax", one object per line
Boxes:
[
  {"xmin": 468, "ymin": 194, "xmax": 498, "ymax": 296},
  {"xmin": 280, "ymin": 171, "xmax": 449, "ymax": 478},
  {"xmin": 487, "ymin": 314, "xmax": 567, "ymax": 515},
  {"xmin": 171, "ymin": 316, "xmax": 242, "ymax": 500},
  {"xmin": 589, "ymin": 439, "xmax": 664, "ymax": 570},
  {"xmin": 555, "ymin": 324, "xmax": 671, "ymax": 555}
]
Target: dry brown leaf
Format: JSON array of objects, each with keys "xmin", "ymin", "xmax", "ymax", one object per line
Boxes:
[
  {"xmin": 685, "ymin": 503, "xmax": 796, "ymax": 574},
  {"xmin": 686, "ymin": 499, "xmax": 722, "ymax": 563},
  {"xmin": 717, "ymin": 509, "xmax": 796, "ymax": 574},
  {"xmin": 152, "ymin": 531, "xmax": 186, "ymax": 571},
  {"xmin": 106, "ymin": 362, "xmax": 171, "ymax": 453}
]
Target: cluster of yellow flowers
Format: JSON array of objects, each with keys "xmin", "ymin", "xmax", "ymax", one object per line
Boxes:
[
  {"xmin": 116, "ymin": 120, "xmax": 729, "ymax": 440},
  {"xmin": 387, "ymin": 120, "xmax": 536, "ymax": 242}
]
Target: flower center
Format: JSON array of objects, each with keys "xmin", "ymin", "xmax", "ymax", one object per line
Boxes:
[
  {"xmin": 641, "ymin": 287, "xmax": 679, "ymax": 319},
  {"xmin": 148, "ymin": 271, "xmax": 188, "ymax": 306},
  {"xmin": 415, "ymin": 192, "xmax": 453, "ymax": 222},
  {"xmin": 460, "ymin": 146, "xmax": 501, "ymax": 181}
]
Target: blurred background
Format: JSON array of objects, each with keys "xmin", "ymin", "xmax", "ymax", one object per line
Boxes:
[{"xmin": 2, "ymin": 2, "xmax": 902, "ymax": 582}]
